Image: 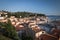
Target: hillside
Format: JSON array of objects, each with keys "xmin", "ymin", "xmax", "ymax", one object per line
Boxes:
[
  {"xmin": 0, "ymin": 10, "xmax": 46, "ymax": 18},
  {"xmin": 0, "ymin": 34, "xmax": 13, "ymax": 40}
]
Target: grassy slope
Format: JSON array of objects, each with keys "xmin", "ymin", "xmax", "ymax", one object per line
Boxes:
[{"xmin": 0, "ymin": 34, "xmax": 13, "ymax": 40}]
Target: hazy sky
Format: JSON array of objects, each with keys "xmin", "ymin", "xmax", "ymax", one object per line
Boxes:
[{"xmin": 0, "ymin": 0, "xmax": 60, "ymax": 15}]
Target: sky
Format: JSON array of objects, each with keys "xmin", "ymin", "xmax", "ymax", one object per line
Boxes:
[{"xmin": 0, "ymin": 0, "xmax": 60, "ymax": 15}]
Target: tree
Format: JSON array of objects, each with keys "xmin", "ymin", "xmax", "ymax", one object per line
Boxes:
[{"xmin": 0, "ymin": 20, "xmax": 20, "ymax": 40}]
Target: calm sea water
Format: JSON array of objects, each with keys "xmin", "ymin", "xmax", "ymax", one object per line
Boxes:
[{"xmin": 47, "ymin": 15, "xmax": 60, "ymax": 21}]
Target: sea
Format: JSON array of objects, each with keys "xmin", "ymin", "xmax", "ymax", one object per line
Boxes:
[{"xmin": 47, "ymin": 15, "xmax": 60, "ymax": 21}]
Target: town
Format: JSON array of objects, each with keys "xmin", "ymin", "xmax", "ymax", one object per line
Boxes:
[{"xmin": 0, "ymin": 11, "xmax": 60, "ymax": 40}]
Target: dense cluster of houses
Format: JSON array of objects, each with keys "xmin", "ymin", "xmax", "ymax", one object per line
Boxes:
[{"xmin": 0, "ymin": 11, "xmax": 60, "ymax": 40}]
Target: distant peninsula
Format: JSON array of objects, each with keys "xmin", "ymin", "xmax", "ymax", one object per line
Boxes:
[{"xmin": 0, "ymin": 10, "xmax": 46, "ymax": 18}]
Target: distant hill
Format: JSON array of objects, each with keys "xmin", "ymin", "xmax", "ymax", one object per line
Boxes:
[{"xmin": 0, "ymin": 10, "xmax": 46, "ymax": 18}]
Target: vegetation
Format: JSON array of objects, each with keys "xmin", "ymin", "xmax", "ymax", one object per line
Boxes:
[
  {"xmin": 0, "ymin": 35, "xmax": 13, "ymax": 40},
  {"xmin": 0, "ymin": 20, "xmax": 20, "ymax": 40},
  {"xmin": 0, "ymin": 10, "xmax": 46, "ymax": 18}
]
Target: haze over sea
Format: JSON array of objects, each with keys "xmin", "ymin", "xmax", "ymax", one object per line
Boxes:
[{"xmin": 47, "ymin": 15, "xmax": 60, "ymax": 21}]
